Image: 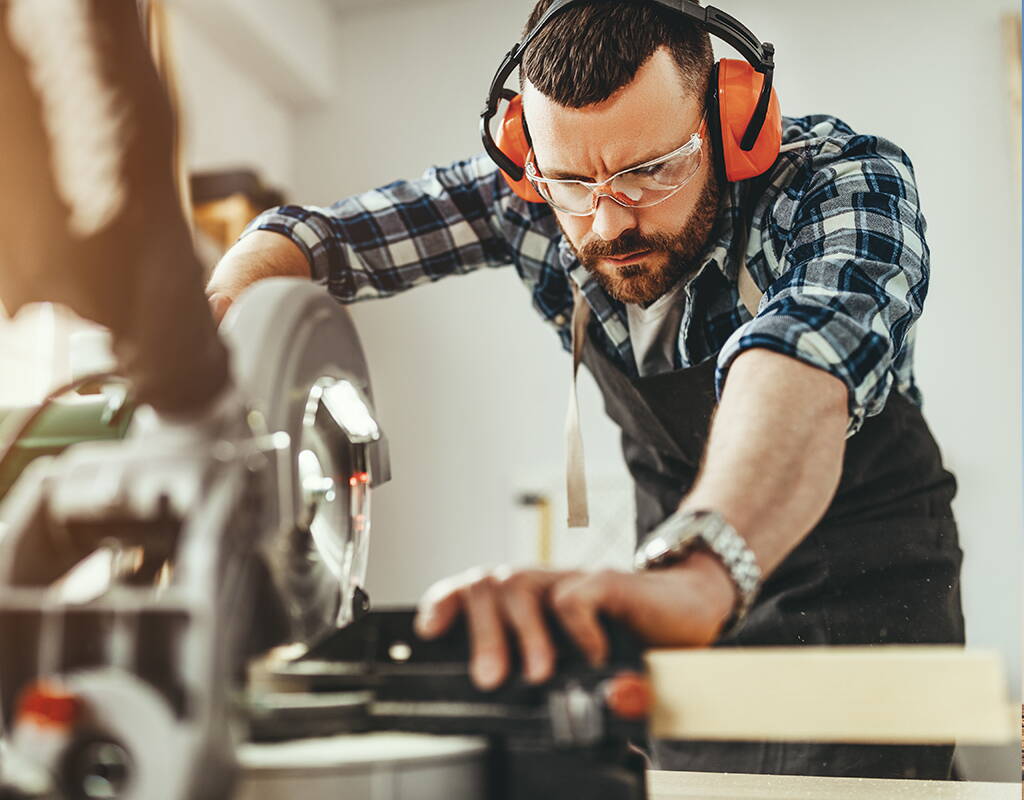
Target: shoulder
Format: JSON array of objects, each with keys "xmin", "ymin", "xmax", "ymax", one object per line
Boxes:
[
  {"xmin": 743, "ymin": 115, "xmax": 924, "ymax": 253},
  {"xmin": 740, "ymin": 115, "xmax": 929, "ymax": 283},
  {"xmin": 765, "ymin": 115, "xmax": 920, "ymax": 202}
]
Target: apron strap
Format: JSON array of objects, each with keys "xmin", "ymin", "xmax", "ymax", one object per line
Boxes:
[
  {"xmin": 735, "ymin": 214, "xmax": 763, "ymax": 317},
  {"xmin": 564, "ymin": 248, "xmax": 764, "ymax": 530},
  {"xmin": 566, "ymin": 282, "xmax": 590, "ymax": 528},
  {"xmin": 737, "ymin": 257, "xmax": 762, "ymax": 317}
]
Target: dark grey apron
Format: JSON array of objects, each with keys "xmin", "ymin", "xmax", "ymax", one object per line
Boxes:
[{"xmin": 580, "ymin": 319, "xmax": 966, "ymax": 780}]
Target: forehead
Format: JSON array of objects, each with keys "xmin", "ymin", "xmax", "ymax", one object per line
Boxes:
[{"xmin": 522, "ymin": 47, "xmax": 702, "ymax": 177}]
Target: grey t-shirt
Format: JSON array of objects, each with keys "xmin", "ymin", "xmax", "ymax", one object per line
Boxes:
[{"xmin": 626, "ymin": 281, "xmax": 687, "ymax": 377}]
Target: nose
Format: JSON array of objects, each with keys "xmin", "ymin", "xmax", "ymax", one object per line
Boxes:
[{"xmin": 590, "ymin": 194, "xmax": 638, "ymax": 242}]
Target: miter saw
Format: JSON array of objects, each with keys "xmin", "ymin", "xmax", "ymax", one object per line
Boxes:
[{"xmin": 0, "ymin": 279, "xmax": 394, "ymax": 800}]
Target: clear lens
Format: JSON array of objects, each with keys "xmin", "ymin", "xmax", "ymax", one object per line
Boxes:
[
  {"xmin": 536, "ymin": 180, "xmax": 593, "ymax": 213},
  {"xmin": 608, "ymin": 147, "xmax": 702, "ymax": 207},
  {"xmin": 526, "ymin": 133, "xmax": 703, "ymax": 216}
]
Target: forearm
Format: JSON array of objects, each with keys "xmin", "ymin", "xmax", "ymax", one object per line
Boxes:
[
  {"xmin": 681, "ymin": 348, "xmax": 849, "ymax": 577},
  {"xmin": 215, "ymin": 157, "xmax": 515, "ymax": 309},
  {"xmin": 206, "ymin": 230, "xmax": 311, "ymax": 300}
]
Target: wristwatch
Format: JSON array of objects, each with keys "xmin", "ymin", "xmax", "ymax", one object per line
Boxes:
[{"xmin": 633, "ymin": 509, "xmax": 762, "ymax": 630}]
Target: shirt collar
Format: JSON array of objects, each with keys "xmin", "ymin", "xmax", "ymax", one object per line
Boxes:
[
  {"xmin": 559, "ymin": 242, "xmax": 601, "ymax": 300},
  {"xmin": 698, "ymin": 180, "xmax": 745, "ymax": 283}
]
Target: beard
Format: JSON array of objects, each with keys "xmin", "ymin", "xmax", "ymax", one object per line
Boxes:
[{"xmin": 565, "ymin": 170, "xmax": 721, "ymax": 306}]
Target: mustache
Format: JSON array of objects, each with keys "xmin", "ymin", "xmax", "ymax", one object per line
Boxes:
[{"xmin": 579, "ymin": 230, "xmax": 678, "ymax": 261}]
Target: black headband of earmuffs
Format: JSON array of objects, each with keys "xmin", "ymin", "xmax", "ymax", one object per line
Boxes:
[{"xmin": 480, "ymin": 0, "xmax": 776, "ymax": 182}]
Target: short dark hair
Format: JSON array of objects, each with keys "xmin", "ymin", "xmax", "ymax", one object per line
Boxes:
[{"xmin": 521, "ymin": 0, "xmax": 714, "ymax": 109}]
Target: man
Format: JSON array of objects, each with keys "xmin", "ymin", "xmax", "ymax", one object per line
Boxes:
[{"xmin": 207, "ymin": 0, "xmax": 964, "ymax": 779}]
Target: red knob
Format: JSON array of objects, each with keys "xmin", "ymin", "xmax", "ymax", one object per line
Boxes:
[
  {"xmin": 604, "ymin": 671, "xmax": 652, "ymax": 720},
  {"xmin": 16, "ymin": 682, "xmax": 83, "ymax": 729}
]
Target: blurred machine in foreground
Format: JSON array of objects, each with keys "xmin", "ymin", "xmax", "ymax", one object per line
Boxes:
[{"xmin": 0, "ymin": 280, "xmax": 390, "ymax": 800}]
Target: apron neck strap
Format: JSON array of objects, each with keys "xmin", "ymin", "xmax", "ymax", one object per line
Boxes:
[
  {"xmin": 734, "ymin": 202, "xmax": 763, "ymax": 317},
  {"xmin": 566, "ymin": 282, "xmax": 590, "ymax": 528},
  {"xmin": 737, "ymin": 255, "xmax": 762, "ymax": 317}
]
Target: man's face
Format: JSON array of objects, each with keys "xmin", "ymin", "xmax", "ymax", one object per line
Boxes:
[{"xmin": 523, "ymin": 47, "xmax": 719, "ymax": 306}]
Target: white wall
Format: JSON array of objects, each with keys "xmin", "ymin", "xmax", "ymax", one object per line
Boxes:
[
  {"xmin": 301, "ymin": 0, "xmax": 1021, "ymax": 707},
  {"xmin": 168, "ymin": 5, "xmax": 299, "ymax": 195}
]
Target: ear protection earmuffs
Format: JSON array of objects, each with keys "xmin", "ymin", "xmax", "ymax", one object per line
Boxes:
[{"xmin": 481, "ymin": 0, "xmax": 782, "ymax": 202}]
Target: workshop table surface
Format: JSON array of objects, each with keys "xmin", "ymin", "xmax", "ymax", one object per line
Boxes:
[{"xmin": 648, "ymin": 770, "xmax": 1019, "ymax": 799}]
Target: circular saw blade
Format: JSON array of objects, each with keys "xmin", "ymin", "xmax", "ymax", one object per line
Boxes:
[{"xmin": 221, "ymin": 278, "xmax": 387, "ymax": 646}]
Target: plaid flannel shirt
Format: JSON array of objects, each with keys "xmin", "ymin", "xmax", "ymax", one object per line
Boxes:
[{"xmin": 245, "ymin": 115, "xmax": 929, "ymax": 434}]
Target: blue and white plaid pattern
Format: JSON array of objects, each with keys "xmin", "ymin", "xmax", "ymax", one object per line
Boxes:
[{"xmin": 245, "ymin": 115, "xmax": 928, "ymax": 434}]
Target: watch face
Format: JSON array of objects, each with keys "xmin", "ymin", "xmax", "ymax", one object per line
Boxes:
[
  {"xmin": 641, "ymin": 537, "xmax": 672, "ymax": 564},
  {"xmin": 636, "ymin": 511, "xmax": 711, "ymax": 569}
]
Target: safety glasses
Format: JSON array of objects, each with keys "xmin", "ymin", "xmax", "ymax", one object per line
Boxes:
[{"xmin": 524, "ymin": 124, "xmax": 705, "ymax": 217}]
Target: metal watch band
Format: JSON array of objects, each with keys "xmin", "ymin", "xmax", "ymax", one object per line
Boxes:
[{"xmin": 633, "ymin": 509, "xmax": 762, "ymax": 628}]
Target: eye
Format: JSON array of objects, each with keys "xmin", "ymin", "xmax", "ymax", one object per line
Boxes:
[{"xmin": 633, "ymin": 164, "xmax": 665, "ymax": 178}]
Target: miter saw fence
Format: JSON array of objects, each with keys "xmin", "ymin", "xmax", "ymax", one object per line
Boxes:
[
  {"xmin": 247, "ymin": 609, "xmax": 650, "ymax": 800},
  {"xmin": 0, "ymin": 281, "xmax": 391, "ymax": 800}
]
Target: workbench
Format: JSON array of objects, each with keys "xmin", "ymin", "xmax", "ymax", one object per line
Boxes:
[{"xmin": 649, "ymin": 770, "xmax": 1019, "ymax": 799}]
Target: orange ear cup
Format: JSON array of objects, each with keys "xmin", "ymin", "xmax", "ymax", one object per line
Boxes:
[
  {"xmin": 494, "ymin": 94, "xmax": 546, "ymax": 203},
  {"xmin": 716, "ymin": 58, "xmax": 782, "ymax": 183}
]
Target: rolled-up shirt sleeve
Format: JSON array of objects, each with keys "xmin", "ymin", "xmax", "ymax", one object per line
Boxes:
[
  {"xmin": 715, "ymin": 135, "xmax": 929, "ymax": 435},
  {"xmin": 240, "ymin": 154, "xmax": 515, "ymax": 301}
]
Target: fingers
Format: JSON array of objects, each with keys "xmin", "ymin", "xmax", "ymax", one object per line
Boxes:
[
  {"xmin": 414, "ymin": 567, "xmax": 645, "ymax": 689},
  {"xmin": 414, "ymin": 573, "xmax": 465, "ymax": 640},
  {"xmin": 462, "ymin": 576, "xmax": 510, "ymax": 690},
  {"xmin": 497, "ymin": 570, "xmax": 557, "ymax": 684},
  {"xmin": 415, "ymin": 567, "xmax": 561, "ymax": 690},
  {"xmin": 414, "ymin": 568, "xmax": 514, "ymax": 690},
  {"xmin": 551, "ymin": 569, "xmax": 631, "ymax": 667}
]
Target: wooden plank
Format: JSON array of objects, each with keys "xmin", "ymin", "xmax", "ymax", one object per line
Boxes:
[
  {"xmin": 647, "ymin": 770, "xmax": 1018, "ymax": 800},
  {"xmin": 646, "ymin": 647, "xmax": 1015, "ymax": 745}
]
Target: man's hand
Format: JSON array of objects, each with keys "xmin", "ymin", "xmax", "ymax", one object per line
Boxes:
[
  {"xmin": 206, "ymin": 230, "xmax": 312, "ymax": 324},
  {"xmin": 414, "ymin": 551, "xmax": 735, "ymax": 691}
]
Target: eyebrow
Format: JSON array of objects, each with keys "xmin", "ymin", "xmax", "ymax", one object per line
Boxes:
[
  {"xmin": 542, "ymin": 150, "xmax": 664, "ymax": 182},
  {"xmin": 541, "ymin": 138, "xmax": 690, "ymax": 182}
]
